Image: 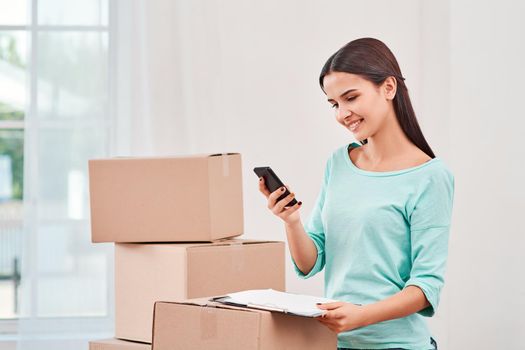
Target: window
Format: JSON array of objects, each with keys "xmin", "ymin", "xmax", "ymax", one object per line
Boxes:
[{"xmin": 0, "ymin": 0, "xmax": 113, "ymax": 334}]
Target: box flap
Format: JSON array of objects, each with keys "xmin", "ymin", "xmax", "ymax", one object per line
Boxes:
[
  {"xmin": 208, "ymin": 152, "xmax": 239, "ymax": 157},
  {"xmin": 89, "ymin": 339, "xmax": 150, "ymax": 350},
  {"xmin": 154, "ymin": 299, "xmax": 270, "ymax": 315},
  {"xmin": 89, "ymin": 155, "xmax": 209, "ymax": 161},
  {"xmin": 187, "ymin": 238, "xmax": 283, "ymax": 249},
  {"xmin": 121, "ymin": 239, "xmax": 282, "ymax": 249},
  {"xmin": 89, "ymin": 153, "xmax": 239, "ymax": 162}
]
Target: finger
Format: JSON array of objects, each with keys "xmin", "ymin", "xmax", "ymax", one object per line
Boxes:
[
  {"xmin": 272, "ymin": 192, "xmax": 296, "ymax": 214},
  {"xmin": 316, "ymin": 317, "xmax": 329, "ymax": 324},
  {"xmin": 321, "ymin": 310, "xmax": 336, "ymax": 320},
  {"xmin": 317, "ymin": 315, "xmax": 336, "ymax": 325},
  {"xmin": 316, "ymin": 318, "xmax": 338, "ymax": 333},
  {"xmin": 316, "ymin": 302, "xmax": 344, "ymax": 310},
  {"xmin": 267, "ymin": 186, "xmax": 287, "ymax": 208},
  {"xmin": 258, "ymin": 177, "xmax": 270, "ymax": 197},
  {"xmin": 326, "ymin": 309, "xmax": 345, "ymax": 320},
  {"xmin": 280, "ymin": 201, "xmax": 302, "ymax": 217}
]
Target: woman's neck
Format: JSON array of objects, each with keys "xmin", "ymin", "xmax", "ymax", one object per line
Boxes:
[{"xmin": 360, "ymin": 113, "xmax": 415, "ymax": 165}]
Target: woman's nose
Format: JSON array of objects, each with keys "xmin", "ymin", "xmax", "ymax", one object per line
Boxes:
[{"xmin": 338, "ymin": 108, "xmax": 352, "ymax": 122}]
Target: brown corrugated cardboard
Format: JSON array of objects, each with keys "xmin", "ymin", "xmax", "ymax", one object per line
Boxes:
[
  {"xmin": 89, "ymin": 338, "xmax": 150, "ymax": 350},
  {"xmin": 151, "ymin": 299, "xmax": 337, "ymax": 350},
  {"xmin": 88, "ymin": 153, "xmax": 243, "ymax": 243},
  {"xmin": 115, "ymin": 239, "xmax": 285, "ymax": 343}
]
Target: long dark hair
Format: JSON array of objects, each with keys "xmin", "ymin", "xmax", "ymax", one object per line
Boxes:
[{"xmin": 319, "ymin": 38, "xmax": 435, "ymax": 159}]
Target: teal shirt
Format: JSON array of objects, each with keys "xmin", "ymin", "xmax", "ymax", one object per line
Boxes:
[{"xmin": 294, "ymin": 143, "xmax": 455, "ymax": 349}]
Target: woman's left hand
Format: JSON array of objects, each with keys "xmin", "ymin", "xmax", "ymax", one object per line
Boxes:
[{"xmin": 315, "ymin": 301, "xmax": 366, "ymax": 333}]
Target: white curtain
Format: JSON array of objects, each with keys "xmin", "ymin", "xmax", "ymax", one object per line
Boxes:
[
  {"xmin": 112, "ymin": 0, "xmax": 191, "ymax": 157},
  {"xmin": 15, "ymin": 1, "xmax": 112, "ymax": 349}
]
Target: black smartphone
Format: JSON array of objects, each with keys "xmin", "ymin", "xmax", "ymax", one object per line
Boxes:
[{"xmin": 253, "ymin": 166, "xmax": 298, "ymax": 207}]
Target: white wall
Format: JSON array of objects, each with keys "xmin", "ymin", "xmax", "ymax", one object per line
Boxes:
[
  {"xmin": 121, "ymin": 0, "xmax": 525, "ymax": 348},
  {"xmin": 447, "ymin": 1, "xmax": 525, "ymax": 348}
]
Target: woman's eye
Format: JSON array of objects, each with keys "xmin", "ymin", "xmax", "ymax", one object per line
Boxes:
[{"xmin": 347, "ymin": 96, "xmax": 357, "ymax": 101}]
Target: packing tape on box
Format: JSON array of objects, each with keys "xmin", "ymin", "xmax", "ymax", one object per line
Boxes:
[
  {"xmin": 222, "ymin": 153, "xmax": 230, "ymax": 177},
  {"xmin": 200, "ymin": 306, "xmax": 218, "ymax": 340},
  {"xmin": 229, "ymin": 242, "xmax": 245, "ymax": 273}
]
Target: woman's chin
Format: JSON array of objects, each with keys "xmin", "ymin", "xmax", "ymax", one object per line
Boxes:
[{"xmin": 350, "ymin": 129, "xmax": 367, "ymax": 141}]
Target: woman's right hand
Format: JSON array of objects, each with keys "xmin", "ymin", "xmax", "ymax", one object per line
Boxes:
[{"xmin": 258, "ymin": 177, "xmax": 302, "ymax": 225}]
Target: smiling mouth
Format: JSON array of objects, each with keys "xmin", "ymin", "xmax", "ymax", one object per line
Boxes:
[{"xmin": 349, "ymin": 119, "xmax": 363, "ymax": 132}]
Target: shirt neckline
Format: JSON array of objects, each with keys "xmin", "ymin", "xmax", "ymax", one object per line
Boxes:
[{"xmin": 345, "ymin": 142, "xmax": 441, "ymax": 177}]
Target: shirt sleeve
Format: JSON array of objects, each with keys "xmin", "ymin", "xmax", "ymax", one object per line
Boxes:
[
  {"xmin": 404, "ymin": 167, "xmax": 455, "ymax": 317},
  {"xmin": 292, "ymin": 156, "xmax": 332, "ymax": 279}
]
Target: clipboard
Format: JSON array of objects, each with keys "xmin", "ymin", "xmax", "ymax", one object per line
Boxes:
[{"xmin": 211, "ymin": 289, "xmax": 335, "ymax": 318}]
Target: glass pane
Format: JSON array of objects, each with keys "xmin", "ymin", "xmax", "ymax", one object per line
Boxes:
[
  {"xmin": 0, "ymin": 129, "xmax": 24, "ymax": 319},
  {"xmin": 35, "ymin": 126, "xmax": 108, "ymax": 317},
  {"xmin": 38, "ymin": 127, "xmax": 107, "ymax": 221},
  {"xmin": 37, "ymin": 32, "xmax": 108, "ymax": 119},
  {"xmin": 38, "ymin": 0, "xmax": 108, "ymax": 26},
  {"xmin": 0, "ymin": 0, "xmax": 29, "ymax": 26},
  {"xmin": 0, "ymin": 129, "xmax": 23, "ymax": 200},
  {"xmin": 36, "ymin": 223, "xmax": 108, "ymax": 317},
  {"xmin": 0, "ymin": 31, "xmax": 28, "ymax": 121}
]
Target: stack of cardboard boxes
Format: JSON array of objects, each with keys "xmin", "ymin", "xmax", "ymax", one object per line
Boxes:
[{"xmin": 87, "ymin": 153, "xmax": 336, "ymax": 350}]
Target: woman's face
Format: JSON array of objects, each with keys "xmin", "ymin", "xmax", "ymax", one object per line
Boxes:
[{"xmin": 322, "ymin": 71, "xmax": 396, "ymax": 141}]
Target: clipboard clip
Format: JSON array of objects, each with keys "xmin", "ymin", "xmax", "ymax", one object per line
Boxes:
[{"xmin": 246, "ymin": 302, "xmax": 289, "ymax": 314}]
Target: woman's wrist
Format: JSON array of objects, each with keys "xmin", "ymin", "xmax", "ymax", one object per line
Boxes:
[
  {"xmin": 284, "ymin": 218, "xmax": 302, "ymax": 229},
  {"xmin": 359, "ymin": 304, "xmax": 376, "ymax": 327}
]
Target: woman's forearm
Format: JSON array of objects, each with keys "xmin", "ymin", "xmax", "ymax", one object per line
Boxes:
[
  {"xmin": 361, "ymin": 286, "xmax": 430, "ymax": 327},
  {"xmin": 284, "ymin": 220, "xmax": 318, "ymax": 275}
]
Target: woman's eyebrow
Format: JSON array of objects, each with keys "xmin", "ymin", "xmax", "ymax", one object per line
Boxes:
[{"xmin": 327, "ymin": 88, "xmax": 357, "ymax": 102}]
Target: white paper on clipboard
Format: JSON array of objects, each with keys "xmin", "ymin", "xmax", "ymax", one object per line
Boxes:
[{"xmin": 212, "ymin": 289, "xmax": 336, "ymax": 317}]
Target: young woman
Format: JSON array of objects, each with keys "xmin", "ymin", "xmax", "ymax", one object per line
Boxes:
[{"xmin": 258, "ymin": 38, "xmax": 454, "ymax": 349}]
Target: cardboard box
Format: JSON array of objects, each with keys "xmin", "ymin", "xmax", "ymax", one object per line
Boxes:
[
  {"xmin": 116, "ymin": 239, "xmax": 285, "ymax": 343},
  {"xmin": 89, "ymin": 339, "xmax": 150, "ymax": 350},
  {"xmin": 89, "ymin": 153, "xmax": 243, "ymax": 243},
  {"xmin": 152, "ymin": 299, "xmax": 337, "ymax": 350}
]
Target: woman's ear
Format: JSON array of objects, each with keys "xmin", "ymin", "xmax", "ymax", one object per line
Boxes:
[{"xmin": 382, "ymin": 76, "xmax": 397, "ymax": 100}]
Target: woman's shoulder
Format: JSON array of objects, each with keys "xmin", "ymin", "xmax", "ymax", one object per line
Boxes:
[
  {"xmin": 414, "ymin": 158, "xmax": 454, "ymax": 195},
  {"xmin": 325, "ymin": 143, "xmax": 354, "ymax": 167},
  {"xmin": 317, "ymin": 144, "xmax": 354, "ymax": 178},
  {"xmin": 407, "ymin": 159, "xmax": 455, "ymax": 213},
  {"xmin": 422, "ymin": 154, "xmax": 454, "ymax": 178},
  {"xmin": 331, "ymin": 142, "xmax": 358, "ymax": 158}
]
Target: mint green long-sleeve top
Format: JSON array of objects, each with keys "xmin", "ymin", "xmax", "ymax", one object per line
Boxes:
[{"xmin": 293, "ymin": 142, "xmax": 455, "ymax": 350}]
